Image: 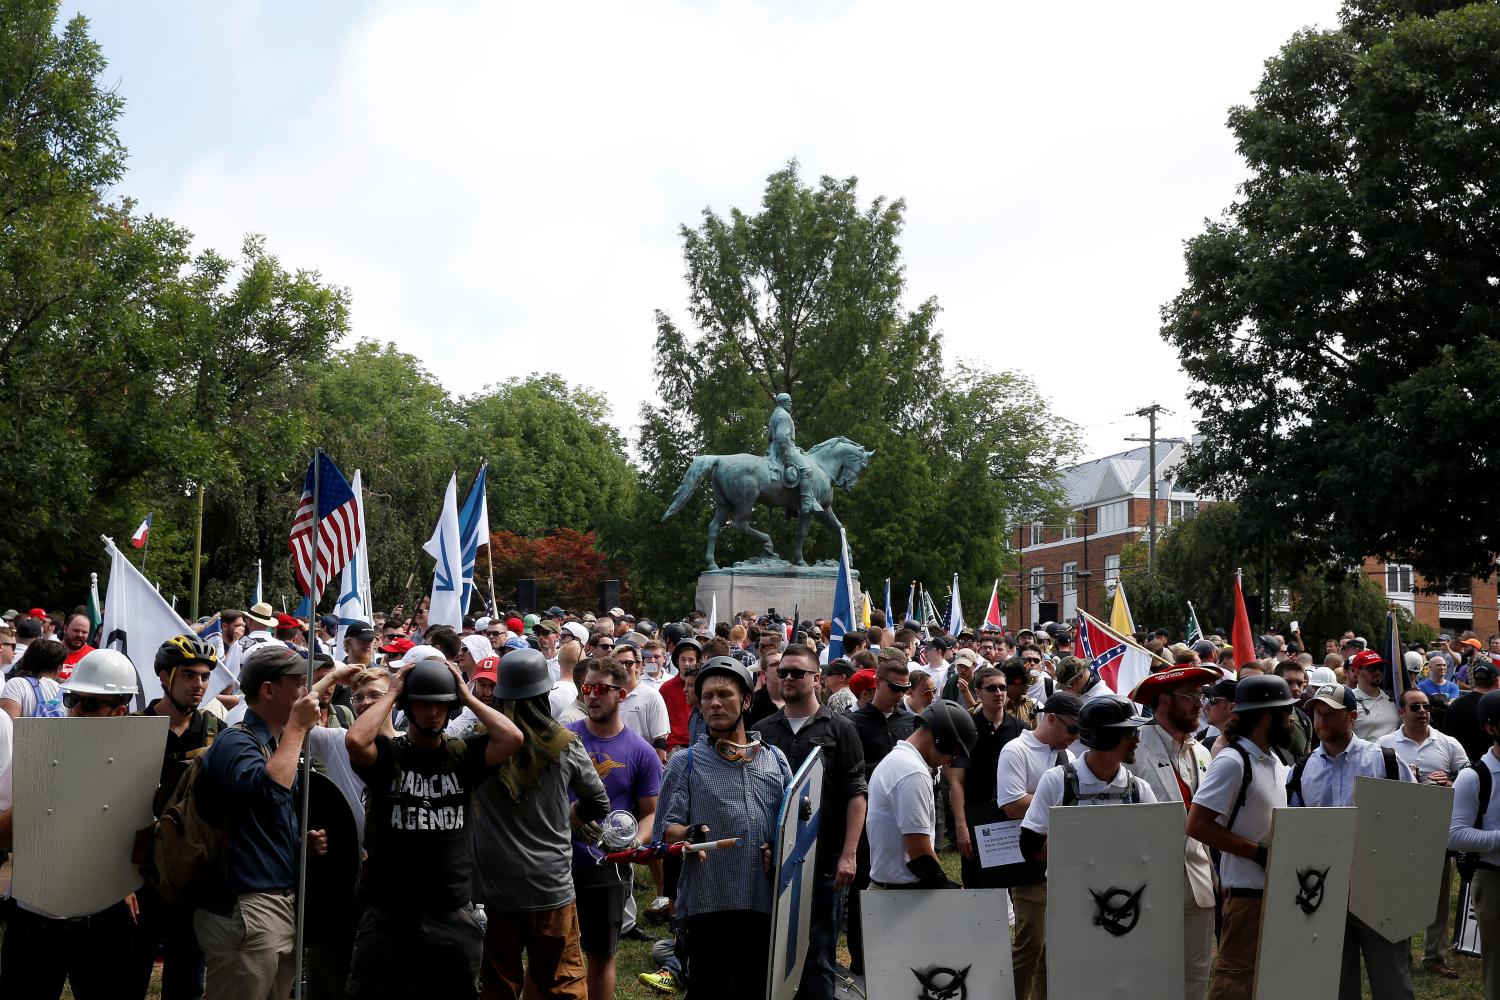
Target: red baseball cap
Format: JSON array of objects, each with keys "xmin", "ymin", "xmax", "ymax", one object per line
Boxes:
[
  {"xmin": 27, "ymin": 607, "xmax": 45, "ymax": 619},
  {"xmin": 849, "ymin": 668, "xmax": 879, "ymax": 696},
  {"xmin": 472, "ymin": 656, "xmax": 500, "ymax": 685},
  {"xmin": 505, "ymin": 616, "xmax": 525, "ymax": 634},
  {"xmin": 274, "ymin": 613, "xmax": 304, "ymax": 630},
  {"xmin": 379, "ymin": 636, "xmax": 415, "ymax": 656},
  {"xmin": 1349, "ymin": 650, "xmax": 1388, "ymax": 673}
]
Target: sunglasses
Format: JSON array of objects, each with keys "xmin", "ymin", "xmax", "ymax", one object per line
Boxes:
[
  {"xmin": 62, "ymin": 691, "xmax": 122, "ymax": 712},
  {"xmin": 580, "ymin": 682, "xmax": 623, "ymax": 696},
  {"xmin": 486, "ymin": 631, "xmax": 503, "ymax": 639},
  {"xmin": 1022, "ymin": 657, "xmax": 1042, "ymax": 665},
  {"xmin": 1405, "ymin": 702, "xmax": 1431, "ymax": 712},
  {"xmin": 616, "ymin": 658, "xmax": 639, "ymax": 666},
  {"xmin": 593, "ymin": 642, "xmax": 615, "ymax": 650},
  {"xmin": 979, "ymin": 684, "xmax": 1006, "ymax": 694},
  {"xmin": 884, "ymin": 678, "xmax": 913, "ymax": 692},
  {"xmin": 777, "ymin": 667, "xmax": 815, "ymax": 680}
]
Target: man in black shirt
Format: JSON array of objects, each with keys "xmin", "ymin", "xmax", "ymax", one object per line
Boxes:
[
  {"xmin": 845, "ymin": 652, "xmax": 916, "ymax": 975},
  {"xmin": 752, "ymin": 644, "xmax": 867, "ymax": 1000},
  {"xmin": 344, "ymin": 657, "xmax": 523, "ymax": 998},
  {"xmin": 948, "ymin": 666, "xmax": 1025, "ymax": 887},
  {"xmin": 1443, "ymin": 659, "xmax": 1497, "ymax": 761}
]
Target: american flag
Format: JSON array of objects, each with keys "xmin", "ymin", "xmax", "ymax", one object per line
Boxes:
[{"xmin": 288, "ymin": 451, "xmax": 362, "ymax": 600}]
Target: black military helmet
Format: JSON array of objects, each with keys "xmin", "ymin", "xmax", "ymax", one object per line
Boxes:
[
  {"xmin": 1478, "ymin": 689, "xmax": 1500, "ymax": 733},
  {"xmin": 495, "ymin": 647, "xmax": 552, "ymax": 701},
  {"xmin": 400, "ymin": 657, "xmax": 462, "ymax": 720},
  {"xmin": 671, "ymin": 637, "xmax": 703, "ymax": 667},
  {"xmin": 694, "ymin": 655, "xmax": 753, "ymax": 699},
  {"xmin": 1078, "ymin": 695, "xmax": 1150, "ymax": 751},
  {"xmin": 663, "ymin": 622, "xmax": 692, "ymax": 644},
  {"xmin": 918, "ymin": 698, "xmax": 978, "ymax": 761},
  {"xmin": 1232, "ymin": 674, "xmax": 1296, "ymax": 712}
]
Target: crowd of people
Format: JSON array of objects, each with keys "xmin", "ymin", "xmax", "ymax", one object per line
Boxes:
[{"xmin": 0, "ymin": 600, "xmax": 1497, "ymax": 1000}]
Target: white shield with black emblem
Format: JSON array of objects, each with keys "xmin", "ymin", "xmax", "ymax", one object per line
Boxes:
[
  {"xmin": 1253, "ymin": 806, "xmax": 1357, "ymax": 1000},
  {"xmin": 11, "ymin": 715, "xmax": 168, "ymax": 917},
  {"xmin": 1349, "ymin": 775, "xmax": 1453, "ymax": 942},
  {"xmin": 861, "ymin": 888, "xmax": 1014, "ymax": 1000},
  {"xmin": 767, "ymin": 746, "xmax": 822, "ymax": 1000},
  {"xmin": 1045, "ymin": 801, "xmax": 1184, "ymax": 997}
]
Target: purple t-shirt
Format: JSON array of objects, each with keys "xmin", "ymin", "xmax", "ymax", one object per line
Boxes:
[{"xmin": 566, "ymin": 721, "xmax": 663, "ymax": 882}]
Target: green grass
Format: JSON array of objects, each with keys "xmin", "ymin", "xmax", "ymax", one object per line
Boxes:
[{"xmin": 6, "ymin": 851, "xmax": 1482, "ymax": 998}]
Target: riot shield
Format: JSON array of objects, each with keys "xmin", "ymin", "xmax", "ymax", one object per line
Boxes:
[
  {"xmin": 861, "ymin": 888, "xmax": 1014, "ymax": 1000},
  {"xmin": 11, "ymin": 715, "xmax": 167, "ymax": 917},
  {"xmin": 1045, "ymin": 801, "xmax": 1184, "ymax": 998},
  {"xmin": 1349, "ymin": 776, "xmax": 1452, "ymax": 942},
  {"xmin": 301, "ymin": 768, "xmax": 362, "ymax": 944},
  {"xmin": 767, "ymin": 746, "xmax": 821, "ymax": 1000},
  {"xmin": 1252, "ymin": 806, "xmax": 1357, "ymax": 1000}
]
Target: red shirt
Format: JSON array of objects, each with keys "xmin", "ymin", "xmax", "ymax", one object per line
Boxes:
[
  {"xmin": 661, "ymin": 675, "xmax": 691, "ymax": 748},
  {"xmin": 59, "ymin": 643, "xmax": 95, "ymax": 681}
]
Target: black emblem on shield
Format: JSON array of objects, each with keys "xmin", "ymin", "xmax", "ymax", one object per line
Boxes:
[
  {"xmin": 1090, "ymin": 884, "xmax": 1146, "ymax": 937},
  {"xmin": 1295, "ymin": 867, "xmax": 1329, "ymax": 915},
  {"xmin": 911, "ymin": 965, "xmax": 970, "ymax": 1000}
]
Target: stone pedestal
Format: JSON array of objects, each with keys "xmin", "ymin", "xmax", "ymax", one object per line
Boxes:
[{"xmin": 694, "ymin": 559, "xmax": 858, "ymax": 623}]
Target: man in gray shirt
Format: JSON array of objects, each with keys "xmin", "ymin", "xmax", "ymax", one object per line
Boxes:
[{"xmin": 471, "ymin": 649, "xmax": 609, "ymax": 1000}]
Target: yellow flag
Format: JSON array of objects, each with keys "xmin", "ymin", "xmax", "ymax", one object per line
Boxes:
[
  {"xmin": 1111, "ymin": 580, "xmax": 1136, "ymax": 635},
  {"xmin": 861, "ymin": 591, "xmax": 872, "ymax": 628}
]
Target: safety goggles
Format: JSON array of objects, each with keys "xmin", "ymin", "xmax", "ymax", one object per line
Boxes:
[
  {"xmin": 62, "ymin": 691, "xmax": 124, "ymax": 713},
  {"xmin": 777, "ymin": 667, "xmax": 816, "ymax": 680},
  {"xmin": 580, "ymin": 682, "xmax": 623, "ymax": 697},
  {"xmin": 714, "ymin": 734, "xmax": 764, "ymax": 762}
]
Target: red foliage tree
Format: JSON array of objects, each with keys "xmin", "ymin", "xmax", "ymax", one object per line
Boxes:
[{"xmin": 480, "ymin": 529, "xmax": 628, "ymax": 612}]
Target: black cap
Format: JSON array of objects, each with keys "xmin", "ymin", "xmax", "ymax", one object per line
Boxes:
[
  {"xmin": 344, "ymin": 621, "xmax": 377, "ymax": 642},
  {"xmin": 15, "ymin": 619, "xmax": 41, "ymax": 639},
  {"xmin": 1041, "ymin": 691, "xmax": 1084, "ymax": 717},
  {"xmin": 823, "ymin": 657, "xmax": 855, "ymax": 677},
  {"xmin": 544, "ymin": 606, "xmax": 566, "ymax": 619},
  {"xmin": 1204, "ymin": 678, "xmax": 1238, "ymax": 702},
  {"xmin": 319, "ymin": 614, "xmax": 339, "ymax": 633}
]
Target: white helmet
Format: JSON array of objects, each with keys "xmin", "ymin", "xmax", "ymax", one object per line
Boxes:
[{"xmin": 62, "ymin": 648, "xmax": 140, "ymax": 697}]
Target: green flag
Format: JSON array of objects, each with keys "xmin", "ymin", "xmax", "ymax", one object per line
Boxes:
[
  {"xmin": 1184, "ymin": 601, "xmax": 1202, "ymax": 643},
  {"xmin": 88, "ymin": 571, "xmax": 102, "ymax": 645}
]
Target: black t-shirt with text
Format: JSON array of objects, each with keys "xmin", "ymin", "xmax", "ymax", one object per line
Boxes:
[{"xmin": 353, "ymin": 732, "xmax": 490, "ymax": 912}]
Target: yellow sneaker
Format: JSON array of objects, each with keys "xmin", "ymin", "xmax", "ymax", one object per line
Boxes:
[{"xmin": 638, "ymin": 969, "xmax": 682, "ymax": 994}]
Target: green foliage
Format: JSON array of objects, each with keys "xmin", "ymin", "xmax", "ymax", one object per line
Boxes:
[
  {"xmin": 1161, "ymin": 0, "xmax": 1500, "ymax": 583},
  {"xmin": 1289, "ymin": 566, "xmax": 1392, "ymax": 652},
  {"xmin": 621, "ymin": 163, "xmax": 1078, "ymax": 617}
]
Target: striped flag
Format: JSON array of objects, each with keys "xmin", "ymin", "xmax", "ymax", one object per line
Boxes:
[
  {"xmin": 1184, "ymin": 602, "xmax": 1203, "ymax": 643},
  {"xmin": 288, "ymin": 451, "xmax": 362, "ymax": 601},
  {"xmin": 130, "ymin": 514, "xmax": 152, "ymax": 548},
  {"xmin": 827, "ymin": 529, "xmax": 857, "ymax": 660},
  {"xmin": 884, "ymin": 579, "xmax": 894, "ymax": 628},
  {"xmin": 983, "ymin": 579, "xmax": 1003, "ymax": 631},
  {"xmin": 458, "ymin": 462, "xmax": 489, "ymax": 613}
]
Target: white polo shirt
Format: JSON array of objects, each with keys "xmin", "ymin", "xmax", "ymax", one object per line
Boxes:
[
  {"xmin": 866, "ymin": 740, "xmax": 936, "ymax": 884},
  {"xmin": 1193, "ymin": 737, "xmax": 1288, "ymax": 889},
  {"xmin": 997, "ymin": 729, "xmax": 1076, "ymax": 809},
  {"xmin": 1351, "ymin": 687, "xmax": 1399, "ymax": 740},
  {"xmin": 620, "ymin": 683, "xmax": 669, "ymax": 744},
  {"xmin": 1377, "ymin": 727, "xmax": 1468, "ymax": 784},
  {"xmin": 1021, "ymin": 759, "xmax": 1158, "ymax": 835}
]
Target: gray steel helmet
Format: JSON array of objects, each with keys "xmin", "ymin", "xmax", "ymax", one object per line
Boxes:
[
  {"xmin": 671, "ymin": 637, "xmax": 703, "ymax": 666},
  {"xmin": 1078, "ymin": 695, "xmax": 1150, "ymax": 751},
  {"xmin": 1232, "ymin": 674, "xmax": 1296, "ymax": 712},
  {"xmin": 495, "ymin": 647, "xmax": 552, "ymax": 701},
  {"xmin": 918, "ymin": 699, "xmax": 978, "ymax": 759},
  {"xmin": 694, "ymin": 655, "xmax": 753, "ymax": 699}
]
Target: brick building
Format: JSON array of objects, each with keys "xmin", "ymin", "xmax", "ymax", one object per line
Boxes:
[
  {"xmin": 1362, "ymin": 559, "xmax": 1500, "ymax": 638},
  {"xmin": 1014, "ymin": 442, "xmax": 1200, "ymax": 629}
]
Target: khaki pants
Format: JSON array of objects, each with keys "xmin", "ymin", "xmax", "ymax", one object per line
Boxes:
[
  {"xmin": 1422, "ymin": 855, "xmax": 1453, "ymax": 967},
  {"xmin": 1208, "ymin": 895, "xmax": 1262, "ymax": 1000},
  {"xmin": 193, "ymin": 891, "xmax": 297, "ymax": 1000},
  {"xmin": 1010, "ymin": 882, "xmax": 1047, "ymax": 1000},
  {"xmin": 481, "ymin": 902, "xmax": 586, "ymax": 1000},
  {"xmin": 1185, "ymin": 903, "xmax": 1214, "ymax": 1000},
  {"xmin": 1475, "ymin": 869, "xmax": 1500, "ymax": 1000}
]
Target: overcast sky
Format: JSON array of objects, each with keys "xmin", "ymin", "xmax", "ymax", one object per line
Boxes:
[{"xmin": 69, "ymin": 0, "xmax": 1344, "ymax": 461}]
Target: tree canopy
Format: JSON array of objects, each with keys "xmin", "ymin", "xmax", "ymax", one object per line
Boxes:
[
  {"xmin": 1162, "ymin": 0, "xmax": 1500, "ymax": 584},
  {"xmin": 614, "ymin": 164, "xmax": 1079, "ymax": 614}
]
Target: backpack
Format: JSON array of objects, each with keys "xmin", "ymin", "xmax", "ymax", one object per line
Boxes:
[
  {"xmin": 149, "ymin": 722, "xmax": 267, "ymax": 905},
  {"xmin": 1060, "ymin": 760, "xmax": 1144, "ymax": 806},
  {"xmin": 1223, "ymin": 740, "xmax": 1294, "ymax": 831},
  {"xmin": 1455, "ymin": 760, "xmax": 1494, "ymax": 883},
  {"xmin": 1286, "ymin": 744, "xmax": 1400, "ymax": 807},
  {"xmin": 326, "ymin": 703, "xmax": 355, "ymax": 729},
  {"xmin": 22, "ymin": 676, "xmax": 64, "ymax": 718}
]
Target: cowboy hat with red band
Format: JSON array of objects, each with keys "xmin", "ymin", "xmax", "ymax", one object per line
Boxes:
[{"xmin": 1130, "ymin": 665, "xmax": 1223, "ymax": 704}]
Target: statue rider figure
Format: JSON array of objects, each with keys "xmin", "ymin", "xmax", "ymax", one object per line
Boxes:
[{"xmin": 768, "ymin": 392, "xmax": 821, "ymax": 514}]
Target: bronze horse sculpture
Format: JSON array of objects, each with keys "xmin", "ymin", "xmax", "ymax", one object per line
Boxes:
[{"xmin": 662, "ymin": 436, "xmax": 874, "ymax": 571}]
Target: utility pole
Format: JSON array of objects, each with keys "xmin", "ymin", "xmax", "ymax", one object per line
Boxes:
[{"xmin": 1126, "ymin": 404, "xmax": 1167, "ymax": 575}]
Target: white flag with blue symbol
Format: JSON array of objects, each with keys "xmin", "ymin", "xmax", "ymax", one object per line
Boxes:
[{"xmin": 424, "ymin": 473, "xmax": 464, "ymax": 629}]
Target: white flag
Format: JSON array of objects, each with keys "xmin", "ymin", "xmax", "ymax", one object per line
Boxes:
[
  {"xmin": 100, "ymin": 537, "xmax": 192, "ymax": 706},
  {"xmin": 424, "ymin": 473, "xmax": 464, "ymax": 630},
  {"xmin": 708, "ymin": 593, "xmax": 717, "ymax": 633},
  {"xmin": 334, "ymin": 470, "xmax": 373, "ymax": 660}
]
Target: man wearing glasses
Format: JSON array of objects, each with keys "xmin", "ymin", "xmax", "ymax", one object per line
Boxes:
[
  {"xmin": 1379, "ymin": 689, "xmax": 1467, "ymax": 980},
  {"xmin": 1125, "ymin": 665, "xmax": 1221, "ymax": 1000},
  {"xmin": 996, "ymin": 691, "xmax": 1082, "ymax": 1000},
  {"xmin": 751, "ymin": 644, "xmax": 867, "ymax": 1000},
  {"xmin": 949, "ymin": 666, "xmax": 1026, "ymax": 889},
  {"xmin": 846, "ymin": 653, "xmax": 919, "ymax": 976},
  {"xmin": 613, "ymin": 643, "xmax": 670, "ymax": 763}
]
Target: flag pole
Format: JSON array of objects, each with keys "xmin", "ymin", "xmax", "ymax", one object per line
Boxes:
[
  {"xmin": 140, "ymin": 517, "xmax": 151, "ymax": 580},
  {"xmin": 293, "ymin": 450, "xmax": 320, "ymax": 1000},
  {"xmin": 191, "ymin": 483, "xmax": 205, "ymax": 621},
  {"xmin": 1079, "ymin": 607, "xmax": 1174, "ymax": 668}
]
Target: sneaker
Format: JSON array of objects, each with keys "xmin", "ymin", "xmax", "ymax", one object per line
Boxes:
[
  {"xmin": 638, "ymin": 969, "xmax": 681, "ymax": 993},
  {"xmin": 644, "ymin": 896, "xmax": 674, "ymax": 922}
]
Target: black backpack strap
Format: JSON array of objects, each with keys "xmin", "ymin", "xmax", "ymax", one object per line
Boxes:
[
  {"xmin": 1061, "ymin": 761, "xmax": 1079, "ymax": 807},
  {"xmin": 1225, "ymin": 742, "xmax": 1253, "ymax": 831},
  {"xmin": 1054, "ymin": 750, "xmax": 1068, "ymax": 768},
  {"xmin": 1289, "ymin": 756, "xmax": 1309, "ymax": 806},
  {"xmin": 1126, "ymin": 774, "xmax": 1142, "ymax": 804},
  {"xmin": 1475, "ymin": 759, "xmax": 1493, "ymax": 820},
  {"xmin": 1381, "ymin": 745, "xmax": 1400, "ymax": 782}
]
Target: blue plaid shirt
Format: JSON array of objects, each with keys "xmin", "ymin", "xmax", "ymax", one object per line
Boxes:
[{"xmin": 659, "ymin": 734, "xmax": 790, "ymax": 917}]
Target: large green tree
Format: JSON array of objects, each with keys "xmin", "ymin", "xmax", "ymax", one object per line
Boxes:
[
  {"xmin": 618, "ymin": 164, "xmax": 1078, "ymax": 616},
  {"xmin": 1162, "ymin": 0, "xmax": 1500, "ymax": 584}
]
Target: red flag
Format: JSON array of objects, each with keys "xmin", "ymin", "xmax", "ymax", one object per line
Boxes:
[
  {"xmin": 130, "ymin": 513, "xmax": 152, "ymax": 549},
  {"xmin": 983, "ymin": 580, "xmax": 1003, "ymax": 631},
  {"xmin": 1232, "ymin": 568, "xmax": 1256, "ymax": 669}
]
